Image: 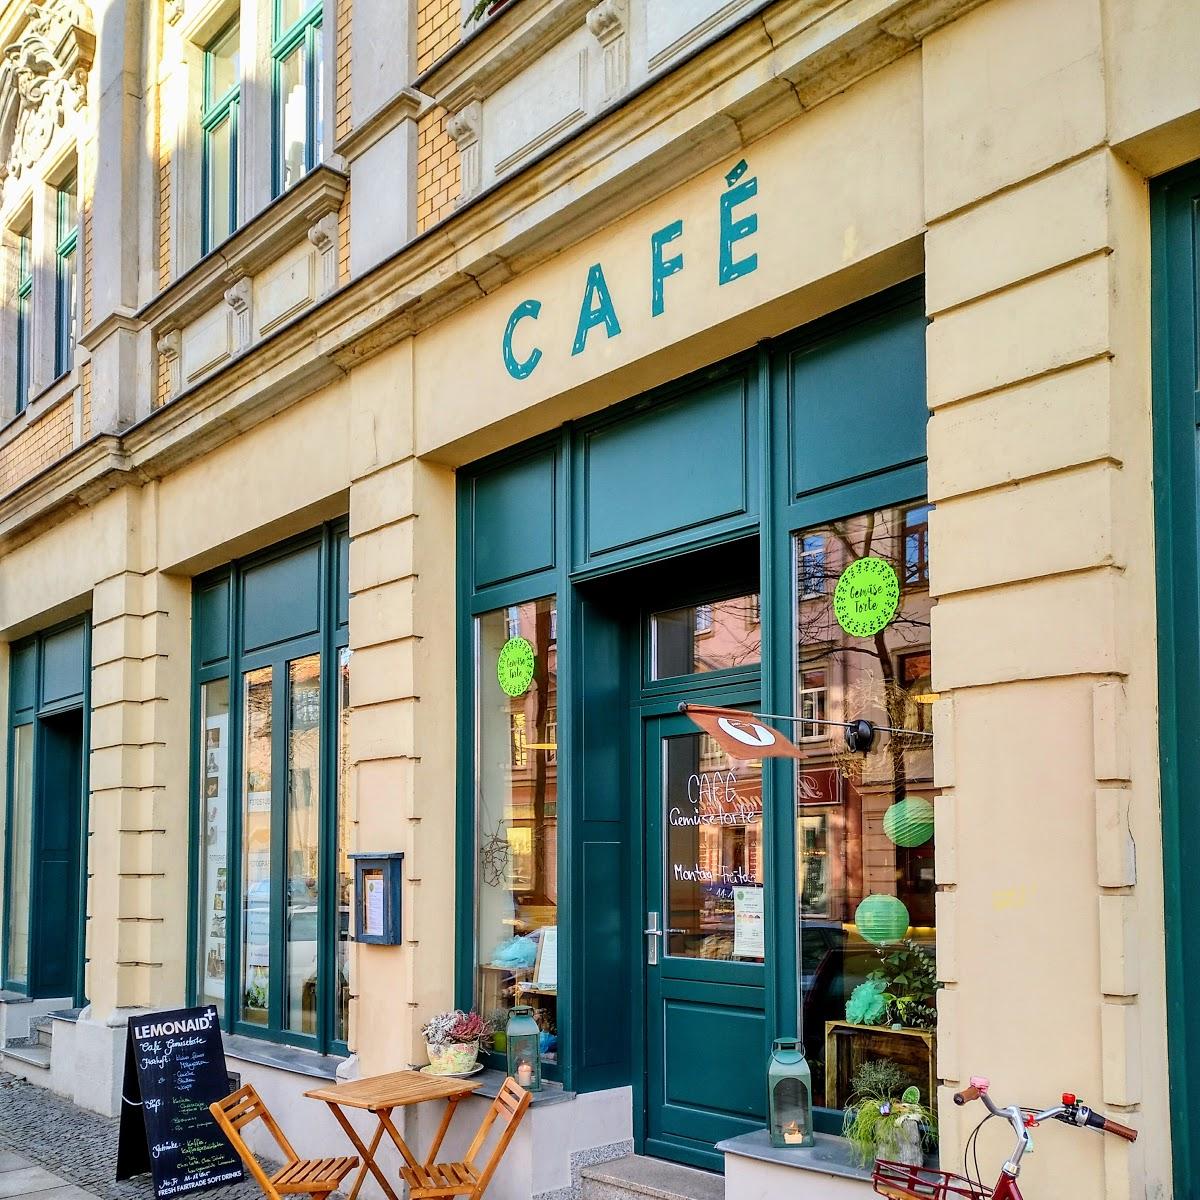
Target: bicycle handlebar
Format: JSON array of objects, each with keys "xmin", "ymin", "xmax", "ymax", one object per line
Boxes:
[
  {"xmin": 953, "ymin": 1084, "xmax": 982, "ymax": 1106},
  {"xmin": 954, "ymin": 1075, "xmax": 1138, "ymax": 1145},
  {"xmin": 1095, "ymin": 1114, "xmax": 1138, "ymax": 1143}
]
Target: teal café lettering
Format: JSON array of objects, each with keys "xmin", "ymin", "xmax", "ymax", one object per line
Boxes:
[{"xmin": 502, "ymin": 160, "xmax": 760, "ymax": 380}]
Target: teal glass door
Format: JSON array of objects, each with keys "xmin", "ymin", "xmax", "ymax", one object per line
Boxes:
[{"xmin": 643, "ymin": 711, "xmax": 767, "ymax": 1170}]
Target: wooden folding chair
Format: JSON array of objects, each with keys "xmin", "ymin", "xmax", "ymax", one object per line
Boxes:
[
  {"xmin": 399, "ymin": 1076, "xmax": 532, "ymax": 1199},
  {"xmin": 210, "ymin": 1083, "xmax": 359, "ymax": 1199}
]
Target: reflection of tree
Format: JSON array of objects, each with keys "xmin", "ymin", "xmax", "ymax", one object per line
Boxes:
[
  {"xmin": 528, "ymin": 604, "xmax": 553, "ymax": 904},
  {"xmin": 797, "ymin": 510, "xmax": 931, "ymax": 806}
]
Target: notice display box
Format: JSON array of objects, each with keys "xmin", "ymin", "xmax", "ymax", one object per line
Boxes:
[{"xmin": 349, "ymin": 852, "xmax": 404, "ymax": 945}]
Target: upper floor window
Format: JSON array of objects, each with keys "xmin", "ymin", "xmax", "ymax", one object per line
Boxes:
[
  {"xmin": 903, "ymin": 504, "xmax": 931, "ymax": 587},
  {"xmin": 202, "ymin": 19, "xmax": 240, "ymax": 253},
  {"xmin": 15, "ymin": 228, "xmax": 32, "ymax": 415},
  {"xmin": 273, "ymin": 0, "xmax": 324, "ymax": 195},
  {"xmin": 55, "ymin": 176, "xmax": 78, "ymax": 377}
]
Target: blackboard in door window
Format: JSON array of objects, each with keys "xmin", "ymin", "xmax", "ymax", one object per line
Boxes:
[{"xmin": 117, "ymin": 1004, "xmax": 244, "ymax": 1197}]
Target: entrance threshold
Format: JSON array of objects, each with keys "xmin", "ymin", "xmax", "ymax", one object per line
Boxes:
[{"xmin": 580, "ymin": 1154, "xmax": 723, "ymax": 1200}]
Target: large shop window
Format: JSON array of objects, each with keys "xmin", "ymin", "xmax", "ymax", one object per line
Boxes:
[
  {"xmin": 475, "ymin": 598, "xmax": 558, "ymax": 1066},
  {"xmin": 192, "ymin": 524, "xmax": 350, "ymax": 1054},
  {"xmin": 794, "ymin": 505, "xmax": 937, "ymax": 1112}
]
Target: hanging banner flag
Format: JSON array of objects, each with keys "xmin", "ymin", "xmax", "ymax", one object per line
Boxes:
[{"xmin": 680, "ymin": 704, "xmax": 803, "ymax": 760}]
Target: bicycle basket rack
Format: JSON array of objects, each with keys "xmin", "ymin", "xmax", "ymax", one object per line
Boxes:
[{"xmin": 872, "ymin": 1161, "xmax": 992, "ymax": 1200}]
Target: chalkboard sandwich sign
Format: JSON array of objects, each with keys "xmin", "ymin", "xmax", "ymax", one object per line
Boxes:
[{"xmin": 116, "ymin": 1004, "xmax": 244, "ymax": 1197}]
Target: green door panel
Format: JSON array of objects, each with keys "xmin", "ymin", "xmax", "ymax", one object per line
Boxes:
[
  {"xmin": 471, "ymin": 448, "xmax": 557, "ymax": 589},
  {"xmin": 196, "ymin": 577, "xmax": 231, "ymax": 668},
  {"xmin": 662, "ymin": 997, "xmax": 765, "ymax": 1119},
  {"xmin": 241, "ymin": 541, "xmax": 321, "ymax": 652},
  {"xmin": 579, "ymin": 839, "xmax": 627, "ymax": 1070},
  {"xmin": 40, "ymin": 623, "xmax": 86, "ymax": 708},
  {"xmin": 579, "ymin": 370, "xmax": 756, "ymax": 565},
  {"xmin": 30, "ymin": 710, "xmax": 83, "ymax": 998},
  {"xmin": 787, "ymin": 294, "xmax": 926, "ymax": 500}
]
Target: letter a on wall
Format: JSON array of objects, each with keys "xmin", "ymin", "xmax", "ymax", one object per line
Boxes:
[{"xmin": 680, "ymin": 703, "xmax": 803, "ymax": 759}]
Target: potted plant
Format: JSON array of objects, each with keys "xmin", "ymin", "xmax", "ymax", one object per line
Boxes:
[
  {"xmin": 843, "ymin": 1060, "xmax": 937, "ymax": 1167},
  {"xmin": 422, "ymin": 1009, "xmax": 492, "ymax": 1075},
  {"xmin": 868, "ymin": 940, "xmax": 939, "ymax": 1030},
  {"xmin": 467, "ymin": 0, "xmax": 515, "ymax": 24}
]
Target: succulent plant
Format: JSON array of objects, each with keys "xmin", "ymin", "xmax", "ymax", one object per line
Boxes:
[{"xmin": 422, "ymin": 1009, "xmax": 493, "ymax": 1046}]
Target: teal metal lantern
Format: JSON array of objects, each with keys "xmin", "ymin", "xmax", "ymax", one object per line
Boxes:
[
  {"xmin": 854, "ymin": 893, "xmax": 910, "ymax": 945},
  {"xmin": 506, "ymin": 1006, "xmax": 542, "ymax": 1092},
  {"xmin": 882, "ymin": 797, "xmax": 935, "ymax": 848},
  {"xmin": 768, "ymin": 1039, "xmax": 815, "ymax": 1148}
]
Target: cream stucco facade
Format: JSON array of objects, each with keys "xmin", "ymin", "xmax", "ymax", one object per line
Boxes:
[{"xmin": 0, "ymin": 0, "xmax": 1198, "ymax": 1197}]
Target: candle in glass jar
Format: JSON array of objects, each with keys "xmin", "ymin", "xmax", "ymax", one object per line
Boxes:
[{"xmin": 517, "ymin": 1062, "xmax": 533, "ymax": 1087}]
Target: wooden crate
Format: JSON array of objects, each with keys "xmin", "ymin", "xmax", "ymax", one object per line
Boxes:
[{"xmin": 823, "ymin": 1021, "xmax": 936, "ymax": 1109}]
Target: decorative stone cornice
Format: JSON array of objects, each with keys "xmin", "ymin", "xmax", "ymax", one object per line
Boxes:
[
  {"xmin": 334, "ymin": 87, "xmax": 433, "ymax": 164},
  {"xmin": 586, "ymin": 0, "xmax": 628, "ymax": 103},
  {"xmin": 447, "ymin": 101, "xmax": 483, "ymax": 201},
  {"xmin": 0, "ymin": 0, "xmax": 95, "ymax": 201}
]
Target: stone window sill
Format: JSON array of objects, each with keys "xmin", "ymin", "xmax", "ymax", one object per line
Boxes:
[
  {"xmin": 223, "ymin": 1033, "xmax": 347, "ymax": 1081},
  {"xmin": 135, "ymin": 165, "xmax": 348, "ymax": 337},
  {"xmin": 716, "ymin": 1129, "xmax": 875, "ymax": 1183},
  {"xmin": 420, "ymin": 0, "xmax": 593, "ymax": 113}
]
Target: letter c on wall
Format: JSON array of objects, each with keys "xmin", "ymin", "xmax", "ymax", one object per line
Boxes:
[{"xmin": 503, "ymin": 299, "xmax": 543, "ymax": 380}]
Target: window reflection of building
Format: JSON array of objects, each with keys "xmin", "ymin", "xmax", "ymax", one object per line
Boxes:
[
  {"xmin": 794, "ymin": 506, "xmax": 936, "ymax": 1103},
  {"xmin": 652, "ymin": 594, "xmax": 762, "ymax": 678},
  {"xmin": 477, "ymin": 598, "xmax": 559, "ymax": 1062}
]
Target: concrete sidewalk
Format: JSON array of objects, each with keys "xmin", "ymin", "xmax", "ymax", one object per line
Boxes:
[{"xmin": 0, "ymin": 1150, "xmax": 99, "ymax": 1200}]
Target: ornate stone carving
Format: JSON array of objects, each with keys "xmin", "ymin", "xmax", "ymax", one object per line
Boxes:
[
  {"xmin": 447, "ymin": 100, "xmax": 483, "ymax": 202},
  {"xmin": 587, "ymin": 0, "xmax": 628, "ymax": 102},
  {"xmin": 307, "ymin": 213, "xmax": 340, "ymax": 298},
  {"xmin": 224, "ymin": 277, "xmax": 253, "ymax": 352},
  {"xmin": 0, "ymin": 1, "xmax": 96, "ymax": 196},
  {"xmin": 157, "ymin": 329, "xmax": 182, "ymax": 399}
]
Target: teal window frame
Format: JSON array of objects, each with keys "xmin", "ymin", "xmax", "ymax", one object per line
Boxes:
[
  {"xmin": 187, "ymin": 522, "xmax": 350, "ymax": 1057},
  {"xmin": 454, "ymin": 282, "xmax": 929, "ymax": 1129},
  {"xmin": 15, "ymin": 229, "xmax": 32, "ymax": 414},
  {"xmin": 55, "ymin": 175, "xmax": 78, "ymax": 378},
  {"xmin": 201, "ymin": 19, "xmax": 240, "ymax": 255},
  {"xmin": 271, "ymin": 0, "xmax": 324, "ymax": 197}
]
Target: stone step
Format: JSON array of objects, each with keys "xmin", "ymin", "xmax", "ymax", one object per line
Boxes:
[
  {"xmin": 581, "ymin": 1155, "xmax": 724, "ymax": 1200},
  {"xmin": 34, "ymin": 1019, "xmax": 53, "ymax": 1047},
  {"xmin": 2, "ymin": 1039, "xmax": 52, "ymax": 1078}
]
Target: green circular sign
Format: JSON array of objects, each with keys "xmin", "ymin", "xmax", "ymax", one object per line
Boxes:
[
  {"xmin": 497, "ymin": 637, "xmax": 536, "ymax": 697},
  {"xmin": 833, "ymin": 557, "xmax": 900, "ymax": 638}
]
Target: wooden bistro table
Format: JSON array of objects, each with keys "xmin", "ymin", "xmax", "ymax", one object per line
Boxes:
[{"xmin": 305, "ymin": 1070, "xmax": 483, "ymax": 1200}]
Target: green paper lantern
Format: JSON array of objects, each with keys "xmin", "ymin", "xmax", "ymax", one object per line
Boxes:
[
  {"xmin": 882, "ymin": 797, "xmax": 935, "ymax": 848},
  {"xmin": 854, "ymin": 893, "xmax": 910, "ymax": 945}
]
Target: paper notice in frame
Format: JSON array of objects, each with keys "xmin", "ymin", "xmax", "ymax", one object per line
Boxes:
[
  {"xmin": 733, "ymin": 886, "xmax": 765, "ymax": 960},
  {"xmin": 363, "ymin": 870, "xmax": 385, "ymax": 939}
]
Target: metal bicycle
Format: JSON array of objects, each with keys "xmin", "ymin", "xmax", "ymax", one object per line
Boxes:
[{"xmin": 871, "ymin": 1074, "xmax": 1138, "ymax": 1199}]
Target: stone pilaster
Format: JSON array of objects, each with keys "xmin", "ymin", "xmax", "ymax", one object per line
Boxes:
[{"xmin": 922, "ymin": 2, "xmax": 1163, "ymax": 1197}]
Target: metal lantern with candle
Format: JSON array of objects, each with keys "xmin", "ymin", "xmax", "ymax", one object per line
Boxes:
[
  {"xmin": 505, "ymin": 1005, "xmax": 542, "ymax": 1092},
  {"xmin": 768, "ymin": 1038, "xmax": 815, "ymax": 1148}
]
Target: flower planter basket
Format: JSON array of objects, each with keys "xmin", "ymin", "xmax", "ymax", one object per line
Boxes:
[{"xmin": 425, "ymin": 1039, "xmax": 479, "ymax": 1075}]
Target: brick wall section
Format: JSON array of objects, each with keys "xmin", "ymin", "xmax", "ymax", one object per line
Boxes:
[
  {"xmin": 338, "ymin": 190, "xmax": 351, "ymax": 283},
  {"xmin": 335, "ymin": 0, "xmax": 352, "ymax": 142},
  {"xmin": 154, "ymin": 350, "xmax": 170, "ymax": 409},
  {"xmin": 81, "ymin": 361, "xmax": 92, "ymax": 439},
  {"xmin": 417, "ymin": 110, "xmax": 460, "ymax": 232},
  {"xmin": 158, "ymin": 154, "xmax": 171, "ymax": 290},
  {"xmin": 417, "ymin": 0, "xmax": 459, "ymax": 72},
  {"xmin": 0, "ymin": 398, "xmax": 75, "ymax": 495}
]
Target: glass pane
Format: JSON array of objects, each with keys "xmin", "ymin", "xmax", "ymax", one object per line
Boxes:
[
  {"xmin": 58, "ymin": 244, "xmax": 76, "ymax": 374},
  {"xmin": 278, "ymin": 43, "xmax": 307, "ymax": 190},
  {"xmin": 476, "ymin": 598, "xmax": 558, "ymax": 1062},
  {"xmin": 206, "ymin": 113, "xmax": 235, "ymax": 248},
  {"xmin": 16, "ymin": 293, "xmax": 31, "ymax": 411},
  {"xmin": 196, "ymin": 679, "xmax": 231, "ymax": 1015},
  {"xmin": 651, "ymin": 593, "xmax": 761, "ymax": 678},
  {"xmin": 4, "ymin": 725, "xmax": 34, "ymax": 987},
  {"xmin": 207, "ymin": 21, "xmax": 240, "ymax": 104},
  {"xmin": 18, "ymin": 232, "xmax": 30, "ymax": 284},
  {"xmin": 794, "ymin": 507, "xmax": 936, "ymax": 1109},
  {"xmin": 277, "ymin": 0, "xmax": 317, "ymax": 32},
  {"xmin": 285, "ymin": 655, "xmax": 321, "ymax": 1035},
  {"xmin": 241, "ymin": 666, "xmax": 273, "ymax": 1026},
  {"xmin": 58, "ymin": 178, "xmax": 77, "ymax": 244},
  {"xmin": 663, "ymin": 732, "xmax": 764, "ymax": 961},
  {"xmin": 335, "ymin": 646, "xmax": 351, "ymax": 1043}
]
